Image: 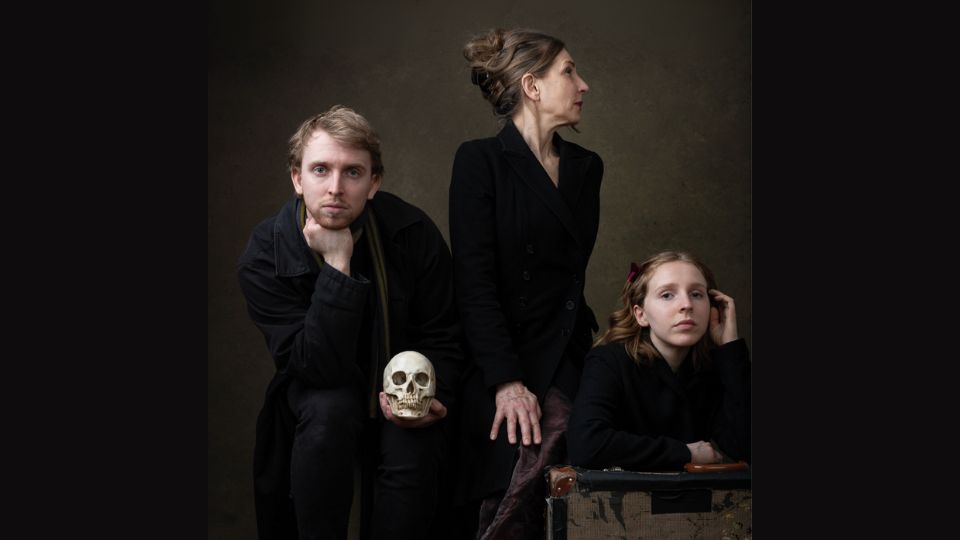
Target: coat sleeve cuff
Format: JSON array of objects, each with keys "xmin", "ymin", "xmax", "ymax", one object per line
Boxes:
[{"xmin": 313, "ymin": 263, "xmax": 371, "ymax": 310}]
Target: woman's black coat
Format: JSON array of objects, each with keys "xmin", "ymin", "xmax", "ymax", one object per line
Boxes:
[{"xmin": 448, "ymin": 120, "xmax": 603, "ymax": 499}]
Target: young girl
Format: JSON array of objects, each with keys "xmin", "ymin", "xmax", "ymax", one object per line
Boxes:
[{"xmin": 566, "ymin": 251, "xmax": 750, "ymax": 471}]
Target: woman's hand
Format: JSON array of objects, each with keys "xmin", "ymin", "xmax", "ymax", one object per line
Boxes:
[
  {"xmin": 491, "ymin": 381, "xmax": 542, "ymax": 446},
  {"xmin": 708, "ymin": 289, "xmax": 739, "ymax": 345}
]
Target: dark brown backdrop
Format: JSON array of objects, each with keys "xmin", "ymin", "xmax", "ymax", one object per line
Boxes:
[{"xmin": 209, "ymin": 1, "xmax": 750, "ymax": 536}]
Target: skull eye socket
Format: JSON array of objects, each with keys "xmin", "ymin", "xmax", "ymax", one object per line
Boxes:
[
  {"xmin": 392, "ymin": 372, "xmax": 407, "ymax": 385},
  {"xmin": 414, "ymin": 372, "xmax": 430, "ymax": 386}
]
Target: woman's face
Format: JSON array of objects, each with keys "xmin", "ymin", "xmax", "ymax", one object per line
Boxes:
[{"xmin": 535, "ymin": 48, "xmax": 589, "ymax": 126}]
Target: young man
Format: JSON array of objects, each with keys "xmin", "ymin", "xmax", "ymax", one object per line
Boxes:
[{"xmin": 238, "ymin": 105, "xmax": 462, "ymax": 540}]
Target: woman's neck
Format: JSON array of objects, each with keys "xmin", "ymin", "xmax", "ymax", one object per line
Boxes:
[{"xmin": 512, "ymin": 108, "xmax": 558, "ymax": 163}]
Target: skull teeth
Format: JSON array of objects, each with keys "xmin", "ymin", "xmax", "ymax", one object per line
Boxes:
[{"xmin": 386, "ymin": 394, "xmax": 432, "ymax": 416}]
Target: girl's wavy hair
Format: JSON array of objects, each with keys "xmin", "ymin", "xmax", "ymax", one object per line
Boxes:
[
  {"xmin": 595, "ymin": 251, "xmax": 718, "ymax": 369},
  {"xmin": 463, "ymin": 28, "xmax": 565, "ymax": 121}
]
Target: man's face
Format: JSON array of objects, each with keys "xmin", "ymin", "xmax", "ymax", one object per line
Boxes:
[{"xmin": 291, "ymin": 129, "xmax": 381, "ymax": 230}]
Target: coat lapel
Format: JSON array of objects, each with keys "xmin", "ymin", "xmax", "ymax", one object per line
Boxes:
[
  {"xmin": 558, "ymin": 137, "xmax": 590, "ymax": 220},
  {"xmin": 498, "ymin": 121, "xmax": 585, "ymax": 250},
  {"xmin": 653, "ymin": 356, "xmax": 689, "ymax": 402}
]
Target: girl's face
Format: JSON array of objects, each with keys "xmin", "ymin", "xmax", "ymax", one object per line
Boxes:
[{"xmin": 633, "ymin": 261, "xmax": 710, "ymax": 359}]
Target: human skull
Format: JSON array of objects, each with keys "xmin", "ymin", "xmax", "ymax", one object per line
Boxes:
[{"xmin": 382, "ymin": 351, "xmax": 436, "ymax": 418}]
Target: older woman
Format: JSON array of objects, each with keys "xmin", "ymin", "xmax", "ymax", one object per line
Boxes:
[{"xmin": 449, "ymin": 28, "xmax": 603, "ymax": 539}]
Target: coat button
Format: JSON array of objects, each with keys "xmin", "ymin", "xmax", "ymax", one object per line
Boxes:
[
  {"xmin": 565, "ymin": 300, "xmax": 575, "ymax": 310},
  {"xmin": 522, "ymin": 270, "xmax": 531, "ymax": 281},
  {"xmin": 526, "ymin": 244, "xmax": 535, "ymax": 254},
  {"xmin": 519, "ymin": 296, "xmax": 527, "ymax": 307},
  {"xmin": 561, "ymin": 328, "xmax": 571, "ymax": 336}
]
